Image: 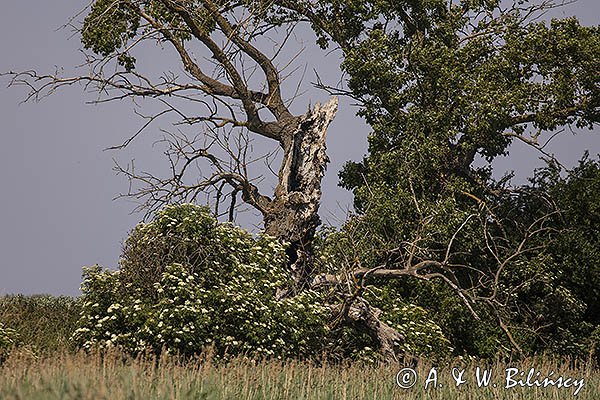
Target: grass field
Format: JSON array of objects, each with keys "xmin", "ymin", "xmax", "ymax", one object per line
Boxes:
[{"xmin": 0, "ymin": 350, "xmax": 597, "ymax": 399}]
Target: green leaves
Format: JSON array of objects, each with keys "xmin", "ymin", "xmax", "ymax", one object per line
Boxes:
[
  {"xmin": 82, "ymin": 0, "xmax": 140, "ymax": 57},
  {"xmin": 318, "ymin": 1, "xmax": 600, "ymax": 360},
  {"xmin": 336, "ymin": 3, "xmax": 599, "ymax": 206}
]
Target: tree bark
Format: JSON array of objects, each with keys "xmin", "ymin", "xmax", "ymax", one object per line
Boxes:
[{"xmin": 263, "ymin": 97, "xmax": 338, "ymax": 292}]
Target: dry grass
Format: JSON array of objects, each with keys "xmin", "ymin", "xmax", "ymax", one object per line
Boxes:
[{"xmin": 0, "ymin": 350, "xmax": 597, "ymax": 400}]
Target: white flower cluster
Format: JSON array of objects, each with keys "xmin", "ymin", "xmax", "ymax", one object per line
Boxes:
[{"xmin": 384, "ymin": 303, "xmax": 452, "ymax": 357}]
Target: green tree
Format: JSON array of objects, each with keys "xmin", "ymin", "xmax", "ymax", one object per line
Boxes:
[
  {"xmin": 7, "ymin": 0, "xmax": 448, "ymax": 361},
  {"xmin": 293, "ymin": 0, "xmax": 600, "ymax": 357}
]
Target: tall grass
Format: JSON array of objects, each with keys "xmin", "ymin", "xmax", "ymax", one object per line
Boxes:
[{"xmin": 0, "ymin": 350, "xmax": 597, "ymax": 400}]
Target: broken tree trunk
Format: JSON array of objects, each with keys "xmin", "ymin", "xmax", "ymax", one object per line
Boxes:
[{"xmin": 263, "ymin": 97, "xmax": 338, "ymax": 293}]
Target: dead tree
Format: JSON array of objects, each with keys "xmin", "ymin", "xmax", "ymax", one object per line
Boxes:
[{"xmin": 6, "ymin": 0, "xmax": 338, "ymax": 292}]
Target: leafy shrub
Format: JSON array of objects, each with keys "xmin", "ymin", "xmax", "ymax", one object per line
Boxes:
[
  {"xmin": 73, "ymin": 204, "xmax": 330, "ymax": 359},
  {"xmin": 329, "ymin": 299, "xmax": 453, "ymax": 364},
  {"xmin": 0, "ymin": 323, "xmax": 18, "ymax": 362},
  {"xmin": 314, "ymin": 229, "xmax": 455, "ymax": 361},
  {"xmin": 588, "ymin": 326, "xmax": 600, "ymax": 366},
  {"xmin": 0, "ymin": 295, "xmax": 80, "ymax": 355}
]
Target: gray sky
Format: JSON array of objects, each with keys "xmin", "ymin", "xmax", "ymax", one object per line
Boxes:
[{"xmin": 1, "ymin": 1, "xmax": 598, "ymax": 296}]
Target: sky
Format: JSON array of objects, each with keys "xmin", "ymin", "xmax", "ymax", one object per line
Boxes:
[{"xmin": 0, "ymin": 1, "xmax": 598, "ymax": 296}]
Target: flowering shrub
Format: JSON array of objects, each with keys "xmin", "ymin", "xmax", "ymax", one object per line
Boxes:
[
  {"xmin": 379, "ymin": 302, "xmax": 452, "ymax": 358},
  {"xmin": 0, "ymin": 323, "xmax": 19, "ymax": 362},
  {"xmin": 73, "ymin": 204, "xmax": 329, "ymax": 359}
]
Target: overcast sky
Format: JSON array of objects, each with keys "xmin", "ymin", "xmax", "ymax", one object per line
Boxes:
[{"xmin": 1, "ymin": 1, "xmax": 598, "ymax": 296}]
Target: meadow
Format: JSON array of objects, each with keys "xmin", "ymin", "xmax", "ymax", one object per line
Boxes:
[
  {"xmin": 1, "ymin": 295, "xmax": 598, "ymax": 399},
  {"xmin": 1, "ymin": 350, "xmax": 598, "ymax": 399}
]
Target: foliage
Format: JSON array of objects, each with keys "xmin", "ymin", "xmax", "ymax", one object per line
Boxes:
[
  {"xmin": 317, "ymin": 156, "xmax": 600, "ymax": 360},
  {"xmin": 538, "ymin": 156, "xmax": 600, "ymax": 326},
  {"xmin": 16, "ymin": 0, "xmax": 600, "ymax": 362},
  {"xmin": 0, "ymin": 295, "xmax": 80, "ymax": 355},
  {"xmin": 333, "ymin": 3, "xmax": 599, "ymax": 235},
  {"xmin": 299, "ymin": 0, "xmax": 600, "ymax": 360},
  {"xmin": 365, "ymin": 292, "xmax": 453, "ymax": 359},
  {"xmin": 335, "ymin": 4, "xmax": 599, "ymax": 200},
  {"xmin": 589, "ymin": 326, "xmax": 600, "ymax": 366},
  {"xmin": 327, "ymin": 302, "xmax": 453, "ymax": 363},
  {"xmin": 502, "ymin": 156, "xmax": 600, "ymax": 360},
  {"xmin": 0, "ymin": 323, "xmax": 19, "ymax": 362},
  {"xmin": 317, "ymin": 221, "xmax": 508, "ymax": 359},
  {"xmin": 73, "ymin": 204, "xmax": 330, "ymax": 359}
]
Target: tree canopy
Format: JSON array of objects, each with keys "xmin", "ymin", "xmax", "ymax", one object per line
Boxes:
[{"xmin": 292, "ymin": 0, "xmax": 600, "ymax": 358}]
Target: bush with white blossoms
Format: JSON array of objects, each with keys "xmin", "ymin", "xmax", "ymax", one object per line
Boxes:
[{"xmin": 72, "ymin": 204, "xmax": 330, "ymax": 358}]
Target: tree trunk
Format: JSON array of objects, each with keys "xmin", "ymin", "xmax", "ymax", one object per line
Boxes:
[
  {"xmin": 259, "ymin": 97, "xmax": 406, "ymax": 360},
  {"xmin": 263, "ymin": 97, "xmax": 338, "ymax": 292}
]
